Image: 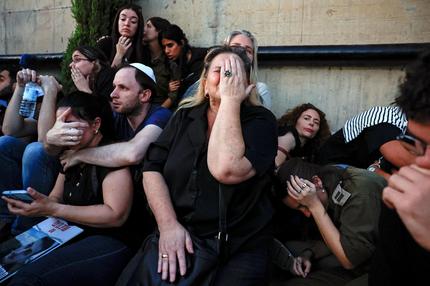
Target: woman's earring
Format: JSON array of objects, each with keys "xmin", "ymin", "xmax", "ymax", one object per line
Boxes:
[
  {"xmin": 94, "ymin": 129, "xmax": 99, "ymax": 135},
  {"xmin": 205, "ymin": 93, "xmax": 209, "ymax": 98}
]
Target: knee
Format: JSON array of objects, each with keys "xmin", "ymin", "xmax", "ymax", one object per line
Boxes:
[
  {"xmin": 23, "ymin": 142, "xmax": 46, "ymax": 161},
  {"xmin": 0, "ymin": 135, "xmax": 22, "ymax": 151}
]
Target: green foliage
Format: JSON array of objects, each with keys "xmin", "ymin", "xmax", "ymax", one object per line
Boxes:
[{"xmin": 61, "ymin": 0, "xmax": 134, "ymax": 93}]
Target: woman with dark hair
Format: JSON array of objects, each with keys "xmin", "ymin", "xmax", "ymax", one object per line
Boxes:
[
  {"xmin": 275, "ymin": 158, "xmax": 386, "ymax": 286},
  {"xmin": 70, "ymin": 45, "xmax": 115, "ymax": 103},
  {"xmin": 143, "ymin": 17, "xmax": 171, "ymax": 106},
  {"xmin": 159, "ymin": 24, "xmax": 207, "ymax": 109},
  {"xmin": 118, "ymin": 46, "xmax": 277, "ymax": 285},
  {"xmin": 276, "ymin": 103, "xmax": 331, "ymax": 167},
  {"xmin": 3, "ymin": 92, "xmax": 135, "ymax": 286},
  {"xmin": 96, "ymin": 4, "xmax": 145, "ymax": 68}
]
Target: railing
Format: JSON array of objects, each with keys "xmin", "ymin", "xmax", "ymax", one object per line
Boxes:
[{"xmin": 0, "ymin": 43, "xmax": 429, "ymax": 67}]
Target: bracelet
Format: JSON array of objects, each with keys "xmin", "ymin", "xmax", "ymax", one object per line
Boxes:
[
  {"xmin": 277, "ymin": 145, "xmax": 289, "ymax": 158},
  {"xmin": 301, "ymin": 248, "xmax": 315, "ymax": 260}
]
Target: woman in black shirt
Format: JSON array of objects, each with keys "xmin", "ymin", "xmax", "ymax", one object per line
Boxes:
[
  {"xmin": 4, "ymin": 92, "xmax": 134, "ymax": 286},
  {"xmin": 141, "ymin": 46, "xmax": 277, "ymax": 285},
  {"xmin": 96, "ymin": 4, "xmax": 145, "ymax": 68}
]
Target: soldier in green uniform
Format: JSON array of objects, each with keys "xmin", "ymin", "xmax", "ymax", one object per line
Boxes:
[{"xmin": 275, "ymin": 158, "xmax": 386, "ymax": 286}]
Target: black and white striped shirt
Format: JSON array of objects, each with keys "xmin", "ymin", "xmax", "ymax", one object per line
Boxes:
[{"xmin": 343, "ymin": 106, "xmax": 407, "ymax": 143}]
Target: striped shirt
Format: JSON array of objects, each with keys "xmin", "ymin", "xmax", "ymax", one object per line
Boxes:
[{"xmin": 343, "ymin": 106, "xmax": 407, "ymax": 143}]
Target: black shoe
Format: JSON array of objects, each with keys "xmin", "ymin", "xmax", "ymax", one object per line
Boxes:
[{"xmin": 270, "ymin": 238, "xmax": 294, "ymax": 271}]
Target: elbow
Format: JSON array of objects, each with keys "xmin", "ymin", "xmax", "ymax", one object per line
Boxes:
[
  {"xmin": 123, "ymin": 146, "xmax": 144, "ymax": 166},
  {"xmin": 108, "ymin": 211, "xmax": 129, "ymax": 227},
  {"xmin": 2, "ymin": 124, "xmax": 14, "ymax": 136},
  {"xmin": 340, "ymin": 259, "xmax": 354, "ymax": 270},
  {"xmin": 124, "ymin": 152, "xmax": 142, "ymax": 166},
  {"xmin": 209, "ymin": 164, "xmax": 252, "ymax": 185}
]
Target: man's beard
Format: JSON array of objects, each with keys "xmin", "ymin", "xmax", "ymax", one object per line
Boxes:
[{"xmin": 0, "ymin": 84, "xmax": 14, "ymax": 101}]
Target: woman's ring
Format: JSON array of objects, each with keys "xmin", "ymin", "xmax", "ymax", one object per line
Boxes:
[
  {"xmin": 161, "ymin": 254, "xmax": 168, "ymax": 259},
  {"xmin": 224, "ymin": 70, "xmax": 232, "ymax": 77},
  {"xmin": 301, "ymin": 184, "xmax": 307, "ymax": 189}
]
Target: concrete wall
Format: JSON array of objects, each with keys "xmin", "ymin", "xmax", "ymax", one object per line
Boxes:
[
  {"xmin": 138, "ymin": 0, "xmax": 430, "ymax": 47},
  {"xmin": 138, "ymin": 0, "xmax": 430, "ymax": 130},
  {"xmin": 1, "ymin": 0, "xmax": 429, "ymax": 130},
  {"xmin": 0, "ymin": 0, "xmax": 73, "ymax": 54}
]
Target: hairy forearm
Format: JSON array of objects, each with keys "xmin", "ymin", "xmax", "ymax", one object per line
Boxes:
[
  {"xmin": 73, "ymin": 143, "xmax": 137, "ymax": 167},
  {"xmin": 72, "ymin": 126, "xmax": 162, "ymax": 167},
  {"xmin": 37, "ymin": 88, "xmax": 58, "ymax": 142},
  {"xmin": 2, "ymin": 86, "xmax": 36, "ymax": 136},
  {"xmin": 143, "ymin": 172, "xmax": 178, "ymax": 232},
  {"xmin": 208, "ymin": 100, "xmax": 254, "ymax": 183},
  {"xmin": 310, "ymin": 202, "xmax": 354, "ymax": 269}
]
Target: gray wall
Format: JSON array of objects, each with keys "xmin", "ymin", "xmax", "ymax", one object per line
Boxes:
[
  {"xmin": 0, "ymin": 0, "xmax": 73, "ymax": 54},
  {"xmin": 1, "ymin": 0, "xmax": 429, "ymax": 130},
  {"xmin": 137, "ymin": 0, "xmax": 430, "ymax": 130}
]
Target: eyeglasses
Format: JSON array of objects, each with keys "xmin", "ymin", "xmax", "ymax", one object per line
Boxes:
[
  {"xmin": 396, "ymin": 134, "xmax": 428, "ymax": 156},
  {"xmin": 71, "ymin": 58, "xmax": 90, "ymax": 64}
]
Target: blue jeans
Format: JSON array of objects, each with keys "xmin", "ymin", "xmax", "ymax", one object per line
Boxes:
[
  {"xmin": 0, "ymin": 136, "xmax": 61, "ymax": 232},
  {"xmin": 8, "ymin": 235, "xmax": 133, "ymax": 286}
]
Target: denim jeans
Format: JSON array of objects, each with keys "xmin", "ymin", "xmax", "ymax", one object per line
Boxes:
[
  {"xmin": 0, "ymin": 136, "xmax": 61, "ymax": 232},
  {"xmin": 8, "ymin": 235, "xmax": 133, "ymax": 286}
]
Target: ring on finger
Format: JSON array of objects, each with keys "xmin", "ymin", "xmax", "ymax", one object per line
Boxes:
[{"xmin": 161, "ymin": 254, "xmax": 168, "ymax": 259}]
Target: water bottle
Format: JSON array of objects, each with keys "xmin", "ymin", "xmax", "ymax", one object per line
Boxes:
[{"xmin": 19, "ymin": 82, "xmax": 44, "ymax": 119}]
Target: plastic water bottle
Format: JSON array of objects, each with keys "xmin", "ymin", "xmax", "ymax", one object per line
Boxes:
[{"xmin": 19, "ymin": 82, "xmax": 44, "ymax": 119}]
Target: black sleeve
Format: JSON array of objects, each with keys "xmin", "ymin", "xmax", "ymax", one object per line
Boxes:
[
  {"xmin": 364, "ymin": 123, "xmax": 403, "ymax": 154},
  {"xmin": 94, "ymin": 67, "xmax": 115, "ymax": 102},
  {"xmin": 242, "ymin": 107, "xmax": 278, "ymax": 175},
  {"xmin": 142, "ymin": 110, "xmax": 184, "ymax": 173},
  {"xmin": 96, "ymin": 36, "xmax": 113, "ymax": 61}
]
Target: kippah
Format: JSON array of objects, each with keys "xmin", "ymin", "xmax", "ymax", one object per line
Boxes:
[{"xmin": 129, "ymin": 63, "xmax": 157, "ymax": 84}]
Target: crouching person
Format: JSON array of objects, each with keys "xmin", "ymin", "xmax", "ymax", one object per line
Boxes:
[
  {"xmin": 2, "ymin": 93, "xmax": 134, "ymax": 286},
  {"xmin": 275, "ymin": 158, "xmax": 386, "ymax": 286}
]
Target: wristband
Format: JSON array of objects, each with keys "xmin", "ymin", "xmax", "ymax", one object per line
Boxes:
[{"xmin": 277, "ymin": 145, "xmax": 289, "ymax": 158}]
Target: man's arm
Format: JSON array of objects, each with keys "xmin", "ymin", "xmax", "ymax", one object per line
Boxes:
[
  {"xmin": 37, "ymin": 76, "xmax": 61, "ymax": 142},
  {"xmin": 62, "ymin": 124, "xmax": 163, "ymax": 168},
  {"xmin": 2, "ymin": 70, "xmax": 37, "ymax": 137}
]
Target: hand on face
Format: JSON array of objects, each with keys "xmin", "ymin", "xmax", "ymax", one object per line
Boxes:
[
  {"xmin": 218, "ymin": 54, "xmax": 254, "ymax": 103},
  {"xmin": 287, "ymin": 175, "xmax": 320, "ymax": 209},
  {"xmin": 383, "ymin": 163, "xmax": 430, "ymax": 250},
  {"xmin": 116, "ymin": 36, "xmax": 132, "ymax": 57},
  {"xmin": 70, "ymin": 67, "xmax": 91, "ymax": 93},
  {"xmin": 46, "ymin": 107, "xmax": 88, "ymax": 148}
]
